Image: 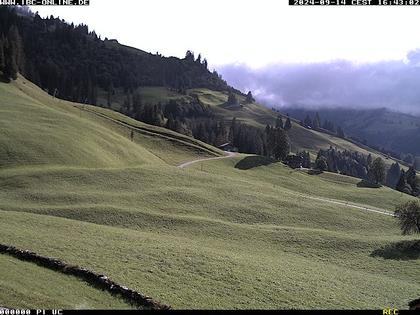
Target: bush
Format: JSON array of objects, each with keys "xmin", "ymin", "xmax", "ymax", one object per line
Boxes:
[{"xmin": 395, "ymin": 201, "xmax": 420, "ymax": 235}]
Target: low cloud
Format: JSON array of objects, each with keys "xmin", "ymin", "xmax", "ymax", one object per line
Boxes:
[{"xmin": 218, "ymin": 51, "xmax": 420, "ymax": 115}]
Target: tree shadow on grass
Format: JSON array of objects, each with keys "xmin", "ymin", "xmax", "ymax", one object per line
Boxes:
[
  {"xmin": 370, "ymin": 240, "xmax": 420, "ymax": 260},
  {"xmin": 234, "ymin": 155, "xmax": 275, "ymax": 170}
]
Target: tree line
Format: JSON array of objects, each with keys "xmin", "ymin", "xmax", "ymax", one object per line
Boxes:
[
  {"xmin": 301, "ymin": 112, "xmax": 345, "ymax": 138},
  {"xmin": 314, "ymin": 147, "xmax": 419, "ymax": 196},
  {"xmin": 0, "ymin": 7, "xmax": 239, "ymax": 103}
]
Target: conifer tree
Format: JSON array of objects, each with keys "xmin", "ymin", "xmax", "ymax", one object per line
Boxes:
[
  {"xmin": 368, "ymin": 157, "xmax": 386, "ymax": 185},
  {"xmin": 245, "ymin": 91, "xmax": 255, "ymax": 103},
  {"xmin": 386, "ymin": 162, "xmax": 401, "ymax": 188},
  {"xmin": 227, "ymin": 92, "xmax": 238, "ymax": 105},
  {"xmin": 313, "ymin": 112, "xmax": 321, "ymax": 129},
  {"xmin": 275, "ymin": 115, "xmax": 284, "ymax": 129},
  {"xmin": 337, "ymin": 126, "xmax": 345, "ymax": 138},
  {"xmin": 304, "ymin": 115, "xmax": 312, "ymax": 127},
  {"xmin": 396, "ymin": 170, "xmax": 408, "ymax": 193},
  {"xmin": 284, "ymin": 115, "xmax": 292, "ymax": 130},
  {"xmin": 0, "ymin": 37, "xmax": 5, "ymax": 71}
]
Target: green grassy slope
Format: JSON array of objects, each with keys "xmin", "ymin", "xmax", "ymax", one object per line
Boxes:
[
  {"xmin": 98, "ymin": 85, "xmax": 404, "ymax": 166},
  {"xmin": 1, "ymin": 79, "xmax": 419, "ymax": 309},
  {"xmin": 190, "ymin": 89, "xmax": 406, "ymax": 165},
  {"xmin": 0, "ymin": 77, "xmax": 222, "ymax": 169},
  {"xmin": 0, "ymin": 254, "xmax": 134, "ymax": 309}
]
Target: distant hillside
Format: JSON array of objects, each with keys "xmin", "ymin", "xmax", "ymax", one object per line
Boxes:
[{"xmin": 284, "ymin": 107, "xmax": 420, "ymax": 162}]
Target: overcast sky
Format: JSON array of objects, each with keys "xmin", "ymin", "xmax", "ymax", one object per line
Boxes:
[{"xmin": 30, "ymin": 0, "xmax": 420, "ymax": 68}]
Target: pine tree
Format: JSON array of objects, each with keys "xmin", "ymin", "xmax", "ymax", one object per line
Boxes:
[
  {"xmin": 3, "ymin": 37, "xmax": 18, "ymax": 81},
  {"xmin": 4, "ymin": 25, "xmax": 23, "ymax": 80},
  {"xmin": 337, "ymin": 126, "xmax": 345, "ymax": 138},
  {"xmin": 185, "ymin": 50, "xmax": 195, "ymax": 62},
  {"xmin": 406, "ymin": 166, "xmax": 418, "ymax": 195},
  {"xmin": 229, "ymin": 117, "xmax": 237, "ymax": 144},
  {"xmin": 396, "ymin": 170, "xmax": 408, "ymax": 193},
  {"xmin": 272, "ymin": 128, "xmax": 290, "ymax": 160},
  {"xmin": 367, "ymin": 154, "xmax": 373, "ymax": 168},
  {"xmin": 227, "ymin": 92, "xmax": 238, "ymax": 105},
  {"xmin": 106, "ymin": 83, "xmax": 114, "ymax": 108},
  {"xmin": 245, "ymin": 91, "xmax": 255, "ymax": 103},
  {"xmin": 313, "ymin": 112, "xmax": 321, "ymax": 129},
  {"xmin": 0, "ymin": 37, "xmax": 5, "ymax": 71},
  {"xmin": 368, "ymin": 157, "xmax": 386, "ymax": 185},
  {"xmin": 275, "ymin": 115, "xmax": 284, "ymax": 129},
  {"xmin": 386, "ymin": 162, "xmax": 401, "ymax": 188},
  {"xmin": 284, "ymin": 115, "xmax": 292, "ymax": 130},
  {"xmin": 315, "ymin": 156, "xmax": 328, "ymax": 171},
  {"xmin": 304, "ymin": 114, "xmax": 312, "ymax": 128}
]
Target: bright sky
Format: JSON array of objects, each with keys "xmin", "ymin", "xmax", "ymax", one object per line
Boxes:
[{"xmin": 30, "ymin": 0, "xmax": 420, "ymax": 68}]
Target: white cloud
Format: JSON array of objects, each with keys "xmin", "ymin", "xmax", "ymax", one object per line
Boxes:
[{"xmin": 30, "ymin": 0, "xmax": 420, "ymax": 68}]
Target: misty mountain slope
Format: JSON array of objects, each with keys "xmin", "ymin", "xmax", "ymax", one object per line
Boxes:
[
  {"xmin": 285, "ymin": 107, "xmax": 420, "ymax": 157},
  {"xmin": 181, "ymin": 88, "xmax": 407, "ymax": 167}
]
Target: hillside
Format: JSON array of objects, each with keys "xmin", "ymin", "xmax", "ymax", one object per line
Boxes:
[
  {"xmin": 0, "ymin": 78, "xmax": 419, "ymax": 309},
  {"xmin": 285, "ymin": 107, "xmax": 420, "ymax": 161}
]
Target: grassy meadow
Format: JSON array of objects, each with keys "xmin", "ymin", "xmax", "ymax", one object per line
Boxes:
[{"xmin": 0, "ymin": 77, "xmax": 419, "ymax": 309}]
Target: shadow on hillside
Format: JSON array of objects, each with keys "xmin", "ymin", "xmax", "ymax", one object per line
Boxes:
[
  {"xmin": 234, "ymin": 156, "xmax": 275, "ymax": 170},
  {"xmin": 370, "ymin": 240, "xmax": 420, "ymax": 260},
  {"xmin": 356, "ymin": 179, "xmax": 382, "ymax": 188}
]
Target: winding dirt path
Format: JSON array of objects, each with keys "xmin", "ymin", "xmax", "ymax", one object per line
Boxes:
[
  {"xmin": 178, "ymin": 153, "xmax": 394, "ymax": 217},
  {"xmin": 298, "ymin": 194, "xmax": 395, "ymax": 217},
  {"xmin": 178, "ymin": 151, "xmax": 238, "ymax": 169}
]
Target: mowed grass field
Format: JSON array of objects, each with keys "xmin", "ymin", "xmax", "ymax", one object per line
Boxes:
[{"xmin": 0, "ymin": 77, "xmax": 419, "ymax": 309}]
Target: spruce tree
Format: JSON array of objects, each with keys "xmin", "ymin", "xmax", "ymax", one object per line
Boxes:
[
  {"xmin": 227, "ymin": 92, "xmax": 238, "ymax": 105},
  {"xmin": 313, "ymin": 112, "xmax": 321, "ymax": 129},
  {"xmin": 368, "ymin": 157, "xmax": 386, "ymax": 185},
  {"xmin": 0, "ymin": 37, "xmax": 5, "ymax": 71},
  {"xmin": 315, "ymin": 156, "xmax": 328, "ymax": 172},
  {"xmin": 3, "ymin": 37, "xmax": 18, "ymax": 81},
  {"xmin": 304, "ymin": 114, "xmax": 312, "ymax": 127},
  {"xmin": 396, "ymin": 170, "xmax": 407, "ymax": 193},
  {"xmin": 337, "ymin": 126, "xmax": 345, "ymax": 138},
  {"xmin": 284, "ymin": 115, "xmax": 292, "ymax": 130},
  {"xmin": 386, "ymin": 162, "xmax": 401, "ymax": 188},
  {"xmin": 275, "ymin": 115, "xmax": 284, "ymax": 129},
  {"xmin": 406, "ymin": 166, "xmax": 418, "ymax": 195},
  {"xmin": 272, "ymin": 128, "xmax": 290, "ymax": 160},
  {"xmin": 245, "ymin": 91, "xmax": 255, "ymax": 103}
]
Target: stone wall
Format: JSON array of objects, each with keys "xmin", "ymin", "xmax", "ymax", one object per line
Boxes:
[{"xmin": 0, "ymin": 244, "xmax": 171, "ymax": 310}]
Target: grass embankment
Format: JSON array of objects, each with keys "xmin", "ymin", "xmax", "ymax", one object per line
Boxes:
[{"xmin": 0, "ymin": 254, "xmax": 133, "ymax": 309}]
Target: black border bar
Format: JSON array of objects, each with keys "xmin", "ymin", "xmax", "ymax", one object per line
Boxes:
[{"xmin": 290, "ymin": 0, "xmax": 420, "ymax": 5}]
